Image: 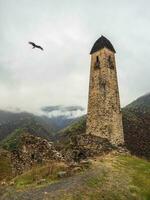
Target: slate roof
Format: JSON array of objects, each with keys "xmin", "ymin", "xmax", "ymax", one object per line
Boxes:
[{"xmin": 90, "ymin": 35, "xmax": 116, "ymax": 54}]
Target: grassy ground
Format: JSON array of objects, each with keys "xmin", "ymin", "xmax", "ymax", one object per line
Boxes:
[
  {"xmin": 58, "ymin": 154, "xmax": 150, "ymax": 200},
  {"xmin": 13, "ymin": 161, "xmax": 69, "ymax": 189},
  {"xmin": 0, "ymin": 149, "xmax": 12, "ymax": 182},
  {"xmin": 115, "ymin": 155, "xmax": 150, "ymax": 199},
  {"xmin": 0, "ymin": 153, "xmax": 150, "ymax": 200}
]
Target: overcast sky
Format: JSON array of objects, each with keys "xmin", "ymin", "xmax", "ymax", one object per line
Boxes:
[{"xmin": 0, "ymin": 0, "xmax": 149, "ymax": 115}]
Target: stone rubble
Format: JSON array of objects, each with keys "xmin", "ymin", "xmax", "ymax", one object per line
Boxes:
[
  {"xmin": 11, "ymin": 133, "xmax": 64, "ymax": 175},
  {"xmin": 61, "ymin": 134, "xmax": 116, "ymax": 162}
]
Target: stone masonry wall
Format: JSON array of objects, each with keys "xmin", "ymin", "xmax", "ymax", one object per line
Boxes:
[
  {"xmin": 86, "ymin": 47, "xmax": 124, "ymax": 145},
  {"xmin": 11, "ymin": 134, "xmax": 63, "ymax": 175}
]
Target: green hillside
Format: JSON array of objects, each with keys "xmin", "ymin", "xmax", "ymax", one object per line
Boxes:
[
  {"xmin": 0, "ymin": 129, "xmax": 25, "ymax": 151},
  {"xmin": 54, "ymin": 115, "xmax": 86, "ymax": 142},
  {"xmin": 126, "ymin": 93, "xmax": 150, "ymax": 112},
  {"xmin": 123, "ymin": 93, "xmax": 150, "ymax": 158},
  {"xmin": 0, "ymin": 110, "xmax": 77, "ymax": 142}
]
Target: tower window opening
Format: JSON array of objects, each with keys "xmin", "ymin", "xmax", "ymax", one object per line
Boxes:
[
  {"xmin": 94, "ymin": 56, "xmax": 100, "ymax": 69},
  {"xmin": 108, "ymin": 56, "xmax": 114, "ymax": 69},
  {"xmin": 96, "ymin": 56, "xmax": 99, "ymax": 62}
]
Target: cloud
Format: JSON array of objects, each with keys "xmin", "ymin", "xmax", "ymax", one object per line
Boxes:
[
  {"xmin": 62, "ymin": 106, "xmax": 84, "ymax": 112},
  {"xmin": 41, "ymin": 105, "xmax": 85, "ymax": 113},
  {"xmin": 0, "ymin": 63, "xmax": 16, "ymax": 87},
  {"xmin": 42, "ymin": 106, "xmax": 62, "ymax": 113},
  {"xmin": 0, "ymin": 0, "xmax": 149, "ymax": 114}
]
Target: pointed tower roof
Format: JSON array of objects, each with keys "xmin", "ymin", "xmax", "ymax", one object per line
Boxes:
[{"xmin": 90, "ymin": 35, "xmax": 116, "ymax": 54}]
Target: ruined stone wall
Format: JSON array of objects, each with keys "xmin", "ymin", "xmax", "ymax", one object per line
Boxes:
[
  {"xmin": 11, "ymin": 134, "xmax": 63, "ymax": 175},
  {"xmin": 86, "ymin": 48, "xmax": 124, "ymax": 145}
]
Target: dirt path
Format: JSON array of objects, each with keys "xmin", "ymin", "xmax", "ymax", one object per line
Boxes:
[{"xmin": 1, "ymin": 169, "xmax": 98, "ymax": 200}]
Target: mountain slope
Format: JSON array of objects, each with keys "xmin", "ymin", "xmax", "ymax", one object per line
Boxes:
[
  {"xmin": 0, "ymin": 111, "xmax": 51, "ymax": 141},
  {"xmin": 54, "ymin": 115, "xmax": 86, "ymax": 142},
  {"xmin": 122, "ymin": 93, "xmax": 150, "ymax": 158},
  {"xmin": 126, "ymin": 93, "xmax": 150, "ymax": 112},
  {"xmin": 0, "ymin": 110, "xmax": 77, "ymax": 142}
]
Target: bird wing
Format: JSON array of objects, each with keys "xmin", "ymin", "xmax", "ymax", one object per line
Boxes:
[
  {"xmin": 28, "ymin": 41, "xmax": 35, "ymax": 46},
  {"xmin": 39, "ymin": 46, "xmax": 44, "ymax": 50},
  {"xmin": 36, "ymin": 45, "xmax": 44, "ymax": 50}
]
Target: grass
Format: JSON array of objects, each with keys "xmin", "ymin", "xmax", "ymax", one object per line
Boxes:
[
  {"xmin": 116, "ymin": 155, "xmax": 150, "ymax": 200},
  {"xmin": 13, "ymin": 161, "xmax": 68, "ymax": 189},
  {"xmin": 86, "ymin": 169, "xmax": 107, "ymax": 188},
  {"xmin": 0, "ymin": 149, "xmax": 13, "ymax": 181}
]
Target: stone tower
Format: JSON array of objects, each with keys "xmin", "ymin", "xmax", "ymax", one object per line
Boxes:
[{"xmin": 86, "ymin": 36, "xmax": 124, "ymax": 145}]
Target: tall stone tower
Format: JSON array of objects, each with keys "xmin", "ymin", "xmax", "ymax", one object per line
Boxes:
[{"xmin": 86, "ymin": 36, "xmax": 124, "ymax": 145}]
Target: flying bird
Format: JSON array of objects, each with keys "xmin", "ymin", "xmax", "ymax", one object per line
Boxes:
[{"xmin": 28, "ymin": 42, "xmax": 44, "ymax": 51}]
